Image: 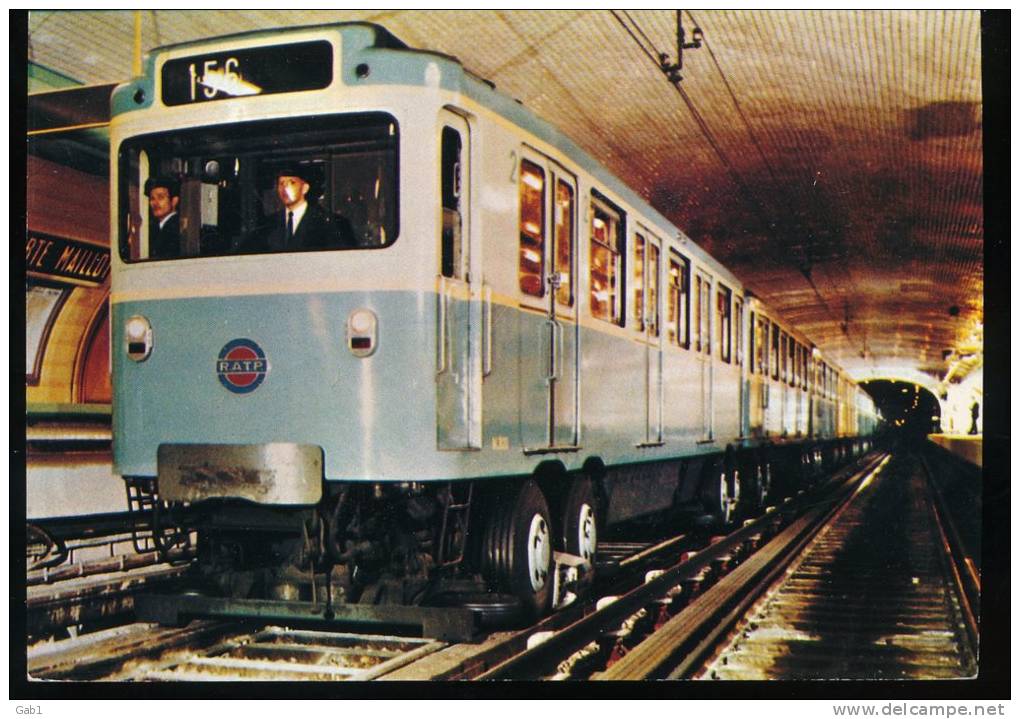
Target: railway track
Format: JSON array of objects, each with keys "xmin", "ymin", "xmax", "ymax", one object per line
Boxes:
[
  {"xmin": 31, "ymin": 450, "xmax": 973, "ymax": 683},
  {"xmin": 421, "ymin": 452, "xmax": 889, "ymax": 680},
  {"xmin": 697, "ymin": 452, "xmax": 976, "ymax": 680},
  {"xmin": 463, "ymin": 453, "xmax": 892, "ymax": 679},
  {"xmin": 28, "ymin": 621, "xmax": 445, "ymax": 681},
  {"xmin": 452, "ymin": 450, "xmax": 976, "ymax": 681}
]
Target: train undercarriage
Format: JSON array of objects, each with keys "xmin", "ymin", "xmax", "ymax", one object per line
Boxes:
[{"xmin": 129, "ymin": 437, "xmax": 871, "ymax": 625}]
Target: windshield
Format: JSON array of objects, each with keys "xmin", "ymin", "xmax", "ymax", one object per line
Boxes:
[{"xmin": 118, "ymin": 113, "xmax": 398, "ymax": 261}]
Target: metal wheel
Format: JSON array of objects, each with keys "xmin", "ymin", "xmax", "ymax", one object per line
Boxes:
[
  {"xmin": 481, "ymin": 480, "xmax": 553, "ymax": 618},
  {"xmin": 561, "ymin": 477, "xmax": 598, "ymax": 566}
]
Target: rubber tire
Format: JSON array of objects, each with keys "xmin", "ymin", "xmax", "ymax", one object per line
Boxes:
[
  {"xmin": 758, "ymin": 455, "xmax": 773, "ymax": 507},
  {"xmin": 742, "ymin": 457, "xmax": 768, "ymax": 512},
  {"xmin": 701, "ymin": 456, "xmax": 738, "ymax": 526},
  {"xmin": 561, "ymin": 477, "xmax": 598, "ymax": 566},
  {"xmin": 481, "ymin": 480, "xmax": 553, "ymax": 619}
]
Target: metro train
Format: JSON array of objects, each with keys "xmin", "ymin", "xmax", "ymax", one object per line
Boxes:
[{"xmin": 110, "ymin": 23, "xmax": 878, "ymax": 617}]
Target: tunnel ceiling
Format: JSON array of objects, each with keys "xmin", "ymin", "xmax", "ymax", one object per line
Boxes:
[{"xmin": 26, "ymin": 10, "xmax": 986, "ymax": 385}]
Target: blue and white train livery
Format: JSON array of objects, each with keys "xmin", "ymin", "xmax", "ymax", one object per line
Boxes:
[{"xmin": 111, "ymin": 23, "xmax": 877, "ymax": 616}]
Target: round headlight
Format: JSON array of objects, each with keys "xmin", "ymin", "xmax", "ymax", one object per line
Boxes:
[
  {"xmin": 125, "ymin": 315, "xmax": 153, "ymax": 361},
  {"xmin": 349, "ymin": 309, "xmax": 376, "ymax": 335},
  {"xmin": 126, "ymin": 316, "xmax": 149, "ymax": 341}
]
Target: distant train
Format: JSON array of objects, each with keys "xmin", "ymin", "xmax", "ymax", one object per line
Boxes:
[{"xmin": 110, "ymin": 23, "xmax": 877, "ymax": 617}]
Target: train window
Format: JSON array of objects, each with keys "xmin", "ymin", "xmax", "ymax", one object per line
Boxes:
[
  {"xmin": 667, "ymin": 251, "xmax": 690, "ymax": 348},
  {"xmin": 755, "ymin": 314, "xmax": 769, "ymax": 375},
  {"xmin": 441, "ymin": 126, "xmax": 463, "ymax": 280},
  {"xmin": 749, "ymin": 311, "xmax": 756, "ymax": 370},
  {"xmin": 780, "ymin": 331, "xmax": 788, "ymax": 383},
  {"xmin": 589, "ymin": 192, "xmax": 625, "ymax": 325},
  {"xmin": 734, "ymin": 297, "xmax": 744, "ymax": 367},
  {"xmin": 770, "ymin": 323, "xmax": 780, "ymax": 380},
  {"xmin": 117, "ymin": 112, "xmax": 399, "ymax": 261},
  {"xmin": 518, "ymin": 159, "xmax": 546, "ymax": 297},
  {"xmin": 694, "ymin": 276, "xmax": 702, "ymax": 352},
  {"xmin": 695, "ymin": 273, "xmax": 711, "ymax": 355},
  {"xmin": 648, "ymin": 242, "xmax": 660, "ymax": 337},
  {"xmin": 633, "ymin": 233, "xmax": 645, "ymax": 331},
  {"xmin": 717, "ymin": 284, "xmax": 732, "ymax": 364},
  {"xmin": 554, "ymin": 179, "xmax": 575, "ymax": 306},
  {"xmin": 788, "ymin": 336, "xmax": 796, "ymax": 387}
]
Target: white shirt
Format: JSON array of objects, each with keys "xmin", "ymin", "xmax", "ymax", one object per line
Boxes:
[
  {"xmin": 287, "ymin": 201, "xmax": 308, "ymax": 232},
  {"xmin": 158, "ymin": 211, "xmax": 177, "ymax": 230}
]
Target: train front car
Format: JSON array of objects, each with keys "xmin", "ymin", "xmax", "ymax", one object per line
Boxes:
[
  {"xmin": 111, "ymin": 23, "xmax": 876, "ymax": 622},
  {"xmin": 111, "ymin": 25, "xmax": 484, "ymax": 609}
]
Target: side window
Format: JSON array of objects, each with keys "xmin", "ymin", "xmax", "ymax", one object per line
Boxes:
[
  {"xmin": 440, "ymin": 126, "xmax": 463, "ymax": 279},
  {"xmin": 648, "ymin": 242, "xmax": 660, "ymax": 338},
  {"xmin": 734, "ymin": 297, "xmax": 744, "ymax": 367},
  {"xmin": 717, "ymin": 284, "xmax": 732, "ymax": 364},
  {"xmin": 589, "ymin": 192, "xmax": 625, "ymax": 325},
  {"xmin": 788, "ymin": 336, "xmax": 797, "ymax": 387},
  {"xmin": 771, "ymin": 323, "xmax": 780, "ymax": 380},
  {"xmin": 694, "ymin": 275, "xmax": 703, "ymax": 353},
  {"xmin": 756, "ymin": 315, "xmax": 769, "ymax": 375},
  {"xmin": 633, "ymin": 233, "xmax": 645, "ymax": 331},
  {"xmin": 695, "ymin": 273, "xmax": 712, "ymax": 355},
  {"xmin": 667, "ymin": 251, "xmax": 690, "ymax": 348},
  {"xmin": 518, "ymin": 159, "xmax": 545, "ymax": 297},
  {"xmin": 554, "ymin": 179, "xmax": 575, "ymax": 306}
]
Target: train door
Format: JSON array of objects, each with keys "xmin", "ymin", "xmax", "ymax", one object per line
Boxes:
[
  {"xmin": 695, "ymin": 270, "xmax": 713, "ymax": 441},
  {"xmin": 748, "ymin": 311, "xmax": 766, "ymax": 436},
  {"xmin": 735, "ymin": 295, "xmax": 746, "ymax": 437},
  {"xmin": 518, "ymin": 150, "xmax": 579, "ymax": 451},
  {"xmin": 635, "ymin": 230, "xmax": 663, "ymax": 445},
  {"xmin": 808, "ymin": 352, "xmax": 816, "ymax": 437},
  {"xmin": 436, "ymin": 112, "xmax": 481, "ymax": 449}
]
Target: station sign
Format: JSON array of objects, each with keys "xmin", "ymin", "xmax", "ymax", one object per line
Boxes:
[
  {"xmin": 161, "ymin": 40, "xmax": 333, "ymax": 106},
  {"xmin": 26, "ymin": 230, "xmax": 110, "ymax": 287}
]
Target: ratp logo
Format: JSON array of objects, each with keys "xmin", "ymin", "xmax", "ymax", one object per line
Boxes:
[{"xmin": 216, "ymin": 338, "xmax": 268, "ymax": 394}]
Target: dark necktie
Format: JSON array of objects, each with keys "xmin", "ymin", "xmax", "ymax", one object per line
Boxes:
[{"xmin": 286, "ymin": 211, "xmax": 294, "ymax": 245}]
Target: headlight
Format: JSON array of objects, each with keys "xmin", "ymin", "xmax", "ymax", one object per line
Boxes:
[
  {"xmin": 125, "ymin": 315, "xmax": 153, "ymax": 361},
  {"xmin": 347, "ymin": 308, "xmax": 377, "ymax": 358}
]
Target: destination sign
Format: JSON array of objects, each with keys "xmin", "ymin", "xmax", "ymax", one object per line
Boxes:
[
  {"xmin": 161, "ymin": 40, "xmax": 333, "ymax": 106},
  {"xmin": 26, "ymin": 231, "xmax": 110, "ymax": 286}
]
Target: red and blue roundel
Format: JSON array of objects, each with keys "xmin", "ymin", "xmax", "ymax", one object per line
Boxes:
[{"xmin": 217, "ymin": 339, "xmax": 269, "ymax": 394}]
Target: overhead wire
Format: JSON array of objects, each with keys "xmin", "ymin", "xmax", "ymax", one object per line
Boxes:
[
  {"xmin": 611, "ymin": 9, "xmax": 863, "ymax": 349},
  {"xmin": 612, "ymin": 10, "xmax": 782, "ymax": 253}
]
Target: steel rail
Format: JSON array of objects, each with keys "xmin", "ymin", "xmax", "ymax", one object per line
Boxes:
[
  {"xmin": 477, "ymin": 453, "xmax": 888, "ymax": 680},
  {"xmin": 28, "ymin": 620, "xmax": 235, "ymax": 680},
  {"xmin": 918, "ymin": 453, "xmax": 980, "ymax": 663},
  {"xmin": 607, "ymin": 455, "xmax": 890, "ymax": 680}
]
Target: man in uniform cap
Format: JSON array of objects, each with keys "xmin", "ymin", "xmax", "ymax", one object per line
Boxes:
[{"xmin": 257, "ymin": 163, "xmax": 338, "ymax": 251}]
